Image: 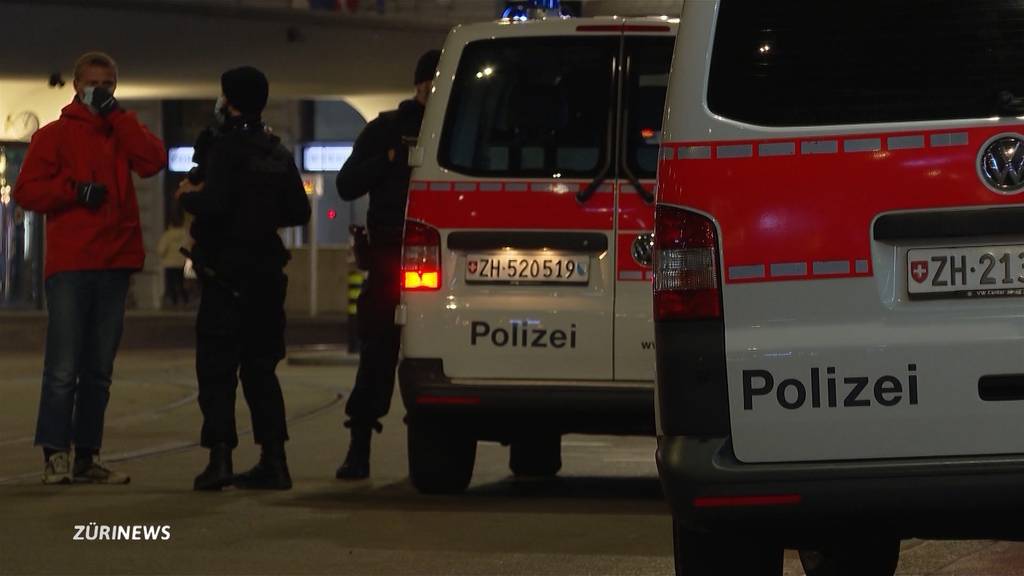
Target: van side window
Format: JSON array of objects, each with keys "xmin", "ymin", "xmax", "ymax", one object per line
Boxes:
[
  {"xmin": 440, "ymin": 37, "xmax": 617, "ymax": 178},
  {"xmin": 709, "ymin": 0, "xmax": 1024, "ymax": 126}
]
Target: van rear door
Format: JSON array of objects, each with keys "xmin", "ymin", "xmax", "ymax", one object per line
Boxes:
[
  {"xmin": 684, "ymin": 1, "xmax": 1024, "ymax": 463},
  {"xmin": 614, "ymin": 30, "xmax": 674, "ymax": 381},
  {"xmin": 408, "ymin": 31, "xmax": 621, "ymax": 381}
]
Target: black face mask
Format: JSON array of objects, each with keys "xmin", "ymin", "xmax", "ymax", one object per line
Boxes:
[{"xmin": 80, "ymin": 86, "xmax": 113, "ymax": 112}]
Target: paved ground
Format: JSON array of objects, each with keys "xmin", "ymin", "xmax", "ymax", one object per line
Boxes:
[
  {"xmin": 0, "ymin": 311, "xmax": 346, "ymax": 352},
  {"xmin": 1, "ymin": 349, "xmax": 1023, "ymax": 575}
]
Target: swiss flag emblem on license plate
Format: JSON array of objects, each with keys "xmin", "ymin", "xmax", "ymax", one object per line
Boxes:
[
  {"xmin": 910, "ymin": 260, "xmax": 929, "ymax": 284},
  {"xmin": 467, "ymin": 261, "xmax": 478, "ymax": 274}
]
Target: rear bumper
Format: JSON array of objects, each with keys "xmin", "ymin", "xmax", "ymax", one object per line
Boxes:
[
  {"xmin": 399, "ymin": 359, "xmax": 654, "ymax": 440},
  {"xmin": 658, "ymin": 434, "xmax": 1024, "ymax": 543}
]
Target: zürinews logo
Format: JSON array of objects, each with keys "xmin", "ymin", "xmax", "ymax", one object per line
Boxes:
[{"xmin": 73, "ymin": 523, "xmax": 172, "ymax": 541}]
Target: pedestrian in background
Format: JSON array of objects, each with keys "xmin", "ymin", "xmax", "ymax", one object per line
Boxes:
[
  {"xmin": 177, "ymin": 66, "xmax": 311, "ymax": 491},
  {"xmin": 13, "ymin": 51, "xmax": 166, "ymax": 484},
  {"xmin": 334, "ymin": 49, "xmax": 440, "ymax": 480},
  {"xmin": 156, "ymin": 211, "xmax": 190, "ymax": 309}
]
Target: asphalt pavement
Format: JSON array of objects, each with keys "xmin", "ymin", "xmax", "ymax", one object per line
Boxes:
[{"xmin": 0, "ymin": 350, "xmax": 1022, "ymax": 575}]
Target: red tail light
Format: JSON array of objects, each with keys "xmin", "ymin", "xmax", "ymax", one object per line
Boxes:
[
  {"xmin": 654, "ymin": 206, "xmax": 721, "ymax": 320},
  {"xmin": 402, "ymin": 220, "xmax": 441, "ymax": 291}
]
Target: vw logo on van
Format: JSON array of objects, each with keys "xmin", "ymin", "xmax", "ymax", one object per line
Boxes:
[
  {"xmin": 631, "ymin": 233, "xmax": 655, "ymax": 267},
  {"xmin": 979, "ymin": 134, "xmax": 1024, "ymax": 194}
]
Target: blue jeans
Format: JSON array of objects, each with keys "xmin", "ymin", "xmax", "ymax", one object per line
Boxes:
[{"xmin": 34, "ymin": 270, "xmax": 130, "ymax": 452}]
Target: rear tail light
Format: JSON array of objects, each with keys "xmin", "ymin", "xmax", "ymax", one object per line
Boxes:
[
  {"xmin": 402, "ymin": 220, "xmax": 441, "ymax": 291},
  {"xmin": 654, "ymin": 206, "xmax": 721, "ymax": 320}
]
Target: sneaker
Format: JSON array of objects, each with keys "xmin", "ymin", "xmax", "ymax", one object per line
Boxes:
[
  {"xmin": 43, "ymin": 452, "xmax": 72, "ymax": 485},
  {"xmin": 73, "ymin": 458, "xmax": 130, "ymax": 485}
]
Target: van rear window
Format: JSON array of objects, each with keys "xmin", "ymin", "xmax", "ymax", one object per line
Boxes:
[
  {"xmin": 708, "ymin": 0, "xmax": 1024, "ymax": 126},
  {"xmin": 440, "ymin": 37, "xmax": 617, "ymax": 178},
  {"xmin": 625, "ymin": 37, "xmax": 674, "ymax": 179}
]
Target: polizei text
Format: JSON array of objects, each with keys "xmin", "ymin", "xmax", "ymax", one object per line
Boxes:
[
  {"xmin": 470, "ymin": 321, "xmax": 577, "ymax": 349},
  {"xmin": 742, "ymin": 365, "xmax": 919, "ymax": 410}
]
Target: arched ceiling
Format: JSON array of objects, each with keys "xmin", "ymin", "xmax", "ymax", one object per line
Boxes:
[{"xmin": 0, "ymin": 0, "xmax": 451, "ymax": 99}]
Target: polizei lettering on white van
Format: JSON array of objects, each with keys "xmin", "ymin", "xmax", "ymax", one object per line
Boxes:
[
  {"xmin": 742, "ymin": 365, "xmax": 919, "ymax": 410},
  {"xmin": 470, "ymin": 321, "xmax": 577, "ymax": 349}
]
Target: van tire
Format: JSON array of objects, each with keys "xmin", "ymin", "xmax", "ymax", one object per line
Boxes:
[
  {"xmin": 798, "ymin": 538, "xmax": 900, "ymax": 576},
  {"xmin": 509, "ymin": 435, "xmax": 562, "ymax": 477},
  {"xmin": 407, "ymin": 417, "xmax": 477, "ymax": 494},
  {"xmin": 672, "ymin": 517, "xmax": 783, "ymax": 576}
]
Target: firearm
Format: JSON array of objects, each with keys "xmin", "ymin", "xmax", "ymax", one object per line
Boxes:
[{"xmin": 180, "ymin": 247, "xmax": 239, "ymax": 298}]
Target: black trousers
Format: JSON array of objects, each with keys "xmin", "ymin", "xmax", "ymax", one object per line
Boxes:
[
  {"xmin": 196, "ymin": 271, "xmax": 289, "ymax": 449},
  {"xmin": 346, "ymin": 244, "xmax": 402, "ymax": 428}
]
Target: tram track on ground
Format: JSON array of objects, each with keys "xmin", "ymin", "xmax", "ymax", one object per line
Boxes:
[
  {"xmin": 0, "ymin": 389, "xmax": 343, "ymax": 485},
  {"xmin": 0, "ymin": 376, "xmax": 199, "ymax": 448}
]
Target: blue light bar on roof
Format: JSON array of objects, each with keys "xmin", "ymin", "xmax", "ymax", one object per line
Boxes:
[
  {"xmin": 531, "ymin": 0, "xmax": 560, "ymax": 9},
  {"xmin": 502, "ymin": 0, "xmax": 563, "ymax": 20},
  {"xmin": 501, "ymin": 5, "xmax": 529, "ymax": 20}
]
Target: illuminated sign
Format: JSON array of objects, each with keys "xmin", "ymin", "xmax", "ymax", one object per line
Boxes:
[
  {"xmin": 168, "ymin": 147, "xmax": 197, "ymax": 173},
  {"xmin": 302, "ymin": 144, "xmax": 353, "ymax": 172}
]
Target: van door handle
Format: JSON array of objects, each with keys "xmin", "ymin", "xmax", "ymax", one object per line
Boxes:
[{"xmin": 979, "ymin": 375, "xmax": 1024, "ymax": 401}]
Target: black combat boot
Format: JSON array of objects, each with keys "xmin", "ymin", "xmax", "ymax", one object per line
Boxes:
[
  {"xmin": 234, "ymin": 442, "xmax": 292, "ymax": 490},
  {"xmin": 335, "ymin": 424, "xmax": 372, "ymax": 480},
  {"xmin": 193, "ymin": 444, "xmax": 233, "ymax": 491}
]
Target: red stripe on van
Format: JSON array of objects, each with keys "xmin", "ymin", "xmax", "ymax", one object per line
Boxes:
[
  {"xmin": 617, "ymin": 183, "xmax": 655, "ymax": 281},
  {"xmin": 618, "ymin": 183, "xmax": 656, "ymax": 230},
  {"xmin": 658, "ymin": 126, "xmax": 1024, "ymax": 283},
  {"xmin": 407, "ymin": 182, "xmax": 615, "ymax": 230}
]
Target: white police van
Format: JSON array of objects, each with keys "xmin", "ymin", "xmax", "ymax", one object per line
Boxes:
[
  {"xmin": 656, "ymin": 1, "xmax": 1024, "ymax": 574},
  {"xmin": 397, "ymin": 2, "xmax": 677, "ymax": 493}
]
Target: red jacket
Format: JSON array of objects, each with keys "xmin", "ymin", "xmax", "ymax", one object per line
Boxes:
[{"xmin": 13, "ymin": 100, "xmax": 166, "ymax": 279}]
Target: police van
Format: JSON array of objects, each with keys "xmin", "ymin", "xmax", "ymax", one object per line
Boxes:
[
  {"xmin": 396, "ymin": 4, "xmax": 677, "ymax": 493},
  {"xmin": 656, "ymin": 1, "xmax": 1024, "ymax": 574}
]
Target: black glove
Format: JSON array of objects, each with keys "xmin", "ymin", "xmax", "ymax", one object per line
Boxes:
[
  {"xmin": 186, "ymin": 166, "xmax": 204, "ymax": 185},
  {"xmin": 76, "ymin": 181, "xmax": 108, "ymax": 210},
  {"xmin": 92, "ymin": 86, "xmax": 119, "ymax": 117}
]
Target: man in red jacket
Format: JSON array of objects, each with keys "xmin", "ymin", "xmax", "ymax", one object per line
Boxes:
[{"xmin": 13, "ymin": 51, "xmax": 166, "ymax": 485}]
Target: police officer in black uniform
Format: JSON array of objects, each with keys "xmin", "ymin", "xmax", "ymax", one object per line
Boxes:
[
  {"xmin": 177, "ymin": 66, "xmax": 311, "ymax": 491},
  {"xmin": 335, "ymin": 49, "xmax": 441, "ymax": 480}
]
